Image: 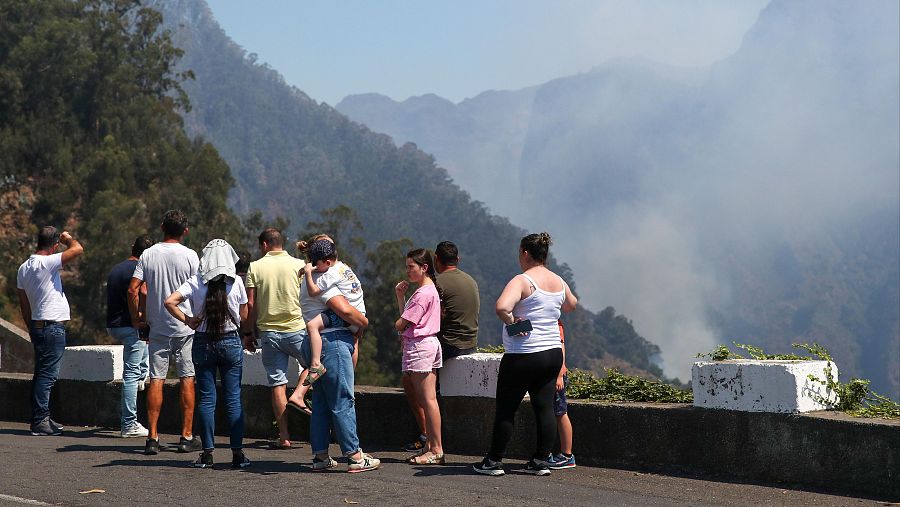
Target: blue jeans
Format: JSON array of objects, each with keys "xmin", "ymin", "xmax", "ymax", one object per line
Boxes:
[
  {"xmin": 301, "ymin": 329, "xmax": 360, "ymax": 456},
  {"xmin": 30, "ymin": 322, "xmax": 66, "ymax": 425},
  {"xmin": 193, "ymin": 332, "xmax": 244, "ymax": 450},
  {"xmin": 107, "ymin": 327, "xmax": 148, "ymax": 429}
]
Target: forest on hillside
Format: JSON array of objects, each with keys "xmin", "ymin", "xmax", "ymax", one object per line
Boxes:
[{"xmin": 0, "ymin": 0, "xmax": 669, "ymax": 386}]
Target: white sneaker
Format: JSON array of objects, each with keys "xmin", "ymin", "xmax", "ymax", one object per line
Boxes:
[{"xmin": 121, "ymin": 422, "xmax": 149, "ymax": 438}]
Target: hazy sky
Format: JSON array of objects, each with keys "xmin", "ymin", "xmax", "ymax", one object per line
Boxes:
[{"xmin": 204, "ymin": 0, "xmax": 770, "ymax": 105}]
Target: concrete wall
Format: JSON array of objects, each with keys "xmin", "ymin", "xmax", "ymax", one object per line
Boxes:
[
  {"xmin": 0, "ymin": 318, "xmax": 32, "ymax": 373},
  {"xmin": 0, "ymin": 373, "xmax": 896, "ymax": 499}
]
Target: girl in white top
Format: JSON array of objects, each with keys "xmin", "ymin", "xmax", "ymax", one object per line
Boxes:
[{"xmin": 473, "ymin": 232, "xmax": 577, "ymax": 477}]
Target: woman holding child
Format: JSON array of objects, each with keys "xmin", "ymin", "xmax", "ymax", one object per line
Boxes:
[
  {"xmin": 473, "ymin": 233, "xmax": 577, "ymax": 476},
  {"xmin": 395, "ymin": 249, "xmax": 445, "ymax": 465},
  {"xmin": 297, "ymin": 236, "xmax": 380, "ymax": 473}
]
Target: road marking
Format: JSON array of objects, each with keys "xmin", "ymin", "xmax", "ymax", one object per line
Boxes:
[{"xmin": 0, "ymin": 493, "xmax": 55, "ymax": 506}]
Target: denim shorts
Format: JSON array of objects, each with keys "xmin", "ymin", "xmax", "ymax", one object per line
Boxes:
[
  {"xmin": 402, "ymin": 335, "xmax": 443, "ymax": 373},
  {"xmin": 554, "ymin": 373, "xmax": 569, "ymax": 416},
  {"xmin": 260, "ymin": 329, "xmax": 306, "ymax": 386}
]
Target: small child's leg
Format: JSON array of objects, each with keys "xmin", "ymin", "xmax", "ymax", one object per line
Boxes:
[
  {"xmin": 557, "ymin": 412, "xmax": 573, "ymax": 455},
  {"xmin": 307, "ymin": 314, "xmax": 325, "ymax": 369},
  {"xmin": 302, "ymin": 315, "xmax": 327, "ymax": 386}
]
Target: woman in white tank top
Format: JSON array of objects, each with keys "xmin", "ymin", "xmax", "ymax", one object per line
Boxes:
[{"xmin": 473, "ymin": 232, "xmax": 578, "ymax": 477}]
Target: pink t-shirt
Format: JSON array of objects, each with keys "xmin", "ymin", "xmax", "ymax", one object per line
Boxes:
[{"xmin": 401, "ymin": 284, "xmax": 441, "ymax": 340}]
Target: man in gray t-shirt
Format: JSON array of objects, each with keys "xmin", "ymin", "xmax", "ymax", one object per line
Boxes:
[{"xmin": 128, "ymin": 210, "xmax": 201, "ymax": 456}]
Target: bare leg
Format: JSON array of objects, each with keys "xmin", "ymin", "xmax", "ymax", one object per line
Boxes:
[
  {"xmin": 558, "ymin": 413, "xmax": 573, "ymax": 455},
  {"xmin": 402, "ymin": 374, "xmax": 426, "ymax": 437},
  {"xmin": 352, "ymin": 337, "xmax": 359, "ymax": 370},
  {"xmin": 146, "ymin": 379, "xmax": 164, "ymax": 440},
  {"xmin": 288, "ymin": 373, "xmax": 311, "ymax": 410},
  {"xmin": 307, "ymin": 316, "xmax": 325, "ymax": 372},
  {"xmin": 271, "ymin": 385, "xmax": 290, "ymax": 447},
  {"xmin": 180, "ymin": 376, "xmax": 195, "ymax": 438},
  {"xmin": 410, "ymin": 371, "xmax": 442, "ymax": 456}
]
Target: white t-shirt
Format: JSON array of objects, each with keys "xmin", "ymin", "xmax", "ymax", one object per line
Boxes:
[
  {"xmin": 133, "ymin": 242, "xmax": 199, "ymax": 338},
  {"xmin": 315, "ymin": 261, "xmax": 366, "ymax": 315},
  {"xmin": 176, "ymin": 275, "xmax": 247, "ymax": 334},
  {"xmin": 16, "ymin": 253, "xmax": 70, "ymax": 321},
  {"xmin": 300, "ymin": 276, "xmax": 347, "ymax": 334}
]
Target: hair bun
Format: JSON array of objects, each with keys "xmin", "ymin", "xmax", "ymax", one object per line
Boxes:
[
  {"xmin": 295, "ymin": 240, "xmax": 309, "ymax": 253},
  {"xmin": 539, "ymin": 232, "xmax": 552, "ymax": 247}
]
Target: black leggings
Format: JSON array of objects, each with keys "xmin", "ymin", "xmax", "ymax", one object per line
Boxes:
[{"xmin": 488, "ymin": 348, "xmax": 563, "ymax": 461}]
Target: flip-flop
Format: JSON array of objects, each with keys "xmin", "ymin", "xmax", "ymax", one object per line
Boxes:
[
  {"xmin": 408, "ymin": 452, "xmax": 445, "ymax": 465},
  {"xmin": 287, "ymin": 400, "xmax": 312, "ymax": 416},
  {"xmin": 268, "ymin": 440, "xmax": 292, "ymax": 450}
]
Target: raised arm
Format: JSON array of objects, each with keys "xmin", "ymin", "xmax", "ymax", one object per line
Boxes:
[
  {"xmin": 59, "ymin": 231, "xmax": 84, "ymax": 265},
  {"xmin": 303, "ymin": 264, "xmax": 324, "ymax": 297}
]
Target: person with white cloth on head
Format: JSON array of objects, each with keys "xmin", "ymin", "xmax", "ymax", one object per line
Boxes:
[{"xmin": 165, "ymin": 239, "xmax": 251, "ymax": 469}]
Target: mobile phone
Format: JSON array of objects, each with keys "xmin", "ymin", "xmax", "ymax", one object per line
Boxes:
[{"xmin": 506, "ymin": 319, "xmax": 533, "ymax": 336}]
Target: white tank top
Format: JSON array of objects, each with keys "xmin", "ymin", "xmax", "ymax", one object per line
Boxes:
[{"xmin": 501, "ymin": 273, "xmax": 565, "ymax": 354}]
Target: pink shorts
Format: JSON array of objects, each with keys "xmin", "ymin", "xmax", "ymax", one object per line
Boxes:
[{"xmin": 402, "ymin": 335, "xmax": 443, "ymax": 373}]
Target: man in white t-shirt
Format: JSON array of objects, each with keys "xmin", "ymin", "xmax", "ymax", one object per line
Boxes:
[
  {"xmin": 16, "ymin": 226, "xmax": 84, "ymax": 436},
  {"xmin": 127, "ymin": 210, "xmax": 201, "ymax": 456}
]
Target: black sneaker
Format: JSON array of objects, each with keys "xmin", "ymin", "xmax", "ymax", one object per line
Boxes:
[
  {"xmin": 177, "ymin": 435, "xmax": 202, "ymax": 453},
  {"xmin": 144, "ymin": 438, "xmax": 160, "ymax": 455},
  {"xmin": 403, "ymin": 436, "xmax": 427, "ymax": 452},
  {"xmin": 524, "ymin": 459, "xmax": 551, "ymax": 476},
  {"xmin": 231, "ymin": 452, "xmax": 251, "ymax": 469},
  {"xmin": 30, "ymin": 418, "xmax": 62, "ymax": 436},
  {"xmin": 192, "ymin": 451, "xmax": 214, "ymax": 469},
  {"xmin": 472, "ymin": 457, "xmax": 505, "ymax": 476}
]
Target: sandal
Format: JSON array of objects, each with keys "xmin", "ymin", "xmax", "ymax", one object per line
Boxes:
[
  {"xmin": 408, "ymin": 452, "xmax": 445, "ymax": 465},
  {"xmin": 287, "ymin": 400, "xmax": 312, "ymax": 416},
  {"xmin": 302, "ymin": 366, "xmax": 327, "ymax": 386}
]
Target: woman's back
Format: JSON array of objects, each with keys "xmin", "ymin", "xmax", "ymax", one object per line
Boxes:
[{"xmin": 502, "ymin": 270, "xmax": 565, "ymax": 354}]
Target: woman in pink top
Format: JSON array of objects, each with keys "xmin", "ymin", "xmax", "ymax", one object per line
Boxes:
[{"xmin": 395, "ymin": 248, "xmax": 445, "ymax": 465}]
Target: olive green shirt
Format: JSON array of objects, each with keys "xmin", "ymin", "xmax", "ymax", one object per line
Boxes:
[{"xmin": 436, "ymin": 268, "xmax": 479, "ymax": 350}]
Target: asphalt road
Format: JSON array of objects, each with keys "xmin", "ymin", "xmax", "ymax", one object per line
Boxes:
[{"xmin": 0, "ymin": 421, "xmax": 889, "ymax": 507}]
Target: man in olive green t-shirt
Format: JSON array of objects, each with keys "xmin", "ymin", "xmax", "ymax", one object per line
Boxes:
[
  {"xmin": 434, "ymin": 241, "xmax": 479, "ymax": 357},
  {"xmin": 243, "ymin": 228, "xmax": 309, "ymax": 449}
]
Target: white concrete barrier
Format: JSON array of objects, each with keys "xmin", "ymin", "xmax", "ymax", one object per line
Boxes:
[
  {"xmin": 59, "ymin": 345, "xmax": 124, "ymax": 381},
  {"xmin": 56, "ymin": 345, "xmax": 302, "ymax": 386},
  {"xmin": 439, "ymin": 353, "xmax": 501, "ymax": 398},
  {"xmin": 692, "ymin": 360, "xmax": 839, "ymax": 413},
  {"xmin": 241, "ymin": 349, "xmax": 301, "ymax": 386}
]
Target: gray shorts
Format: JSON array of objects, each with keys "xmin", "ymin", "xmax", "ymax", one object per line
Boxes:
[
  {"xmin": 260, "ymin": 329, "xmax": 307, "ymax": 386},
  {"xmin": 149, "ymin": 334, "xmax": 194, "ymax": 379}
]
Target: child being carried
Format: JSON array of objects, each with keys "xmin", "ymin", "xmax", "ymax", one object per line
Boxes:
[{"xmin": 302, "ymin": 239, "xmax": 366, "ymax": 385}]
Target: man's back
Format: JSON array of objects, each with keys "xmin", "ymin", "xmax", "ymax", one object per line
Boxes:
[
  {"xmin": 246, "ymin": 250, "xmax": 306, "ymax": 332},
  {"xmin": 17, "ymin": 253, "xmax": 69, "ymax": 322},
  {"xmin": 106, "ymin": 258, "xmax": 138, "ymax": 328},
  {"xmin": 436, "ymin": 268, "xmax": 479, "ymax": 350},
  {"xmin": 133, "ymin": 242, "xmax": 198, "ymax": 338}
]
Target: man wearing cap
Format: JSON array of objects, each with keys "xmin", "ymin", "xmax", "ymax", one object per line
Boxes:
[
  {"xmin": 128, "ymin": 210, "xmax": 201, "ymax": 455},
  {"xmin": 243, "ymin": 227, "xmax": 310, "ymax": 449},
  {"xmin": 17, "ymin": 226, "xmax": 84, "ymax": 436}
]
